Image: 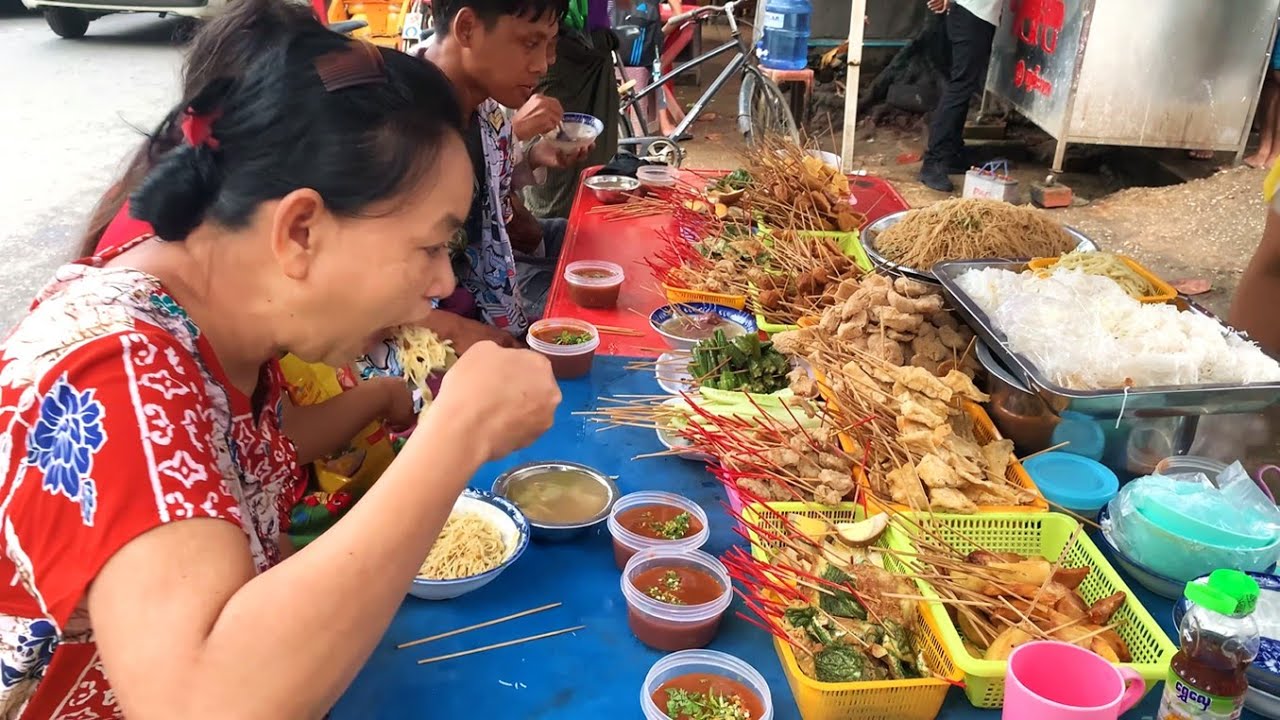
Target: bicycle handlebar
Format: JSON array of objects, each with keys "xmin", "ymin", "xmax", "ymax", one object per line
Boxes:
[{"xmin": 661, "ymin": 0, "xmax": 738, "ymax": 32}]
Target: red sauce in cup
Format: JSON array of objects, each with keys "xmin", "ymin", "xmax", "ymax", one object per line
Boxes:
[
  {"xmin": 650, "ymin": 674, "xmax": 767, "ymax": 720},
  {"xmin": 527, "ymin": 319, "xmax": 599, "ymax": 380},
  {"xmin": 564, "ymin": 261, "xmax": 624, "ymax": 309},
  {"xmin": 611, "ymin": 504, "xmax": 705, "ymax": 568}
]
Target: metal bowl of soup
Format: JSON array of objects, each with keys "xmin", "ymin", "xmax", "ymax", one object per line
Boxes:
[
  {"xmin": 648, "ymin": 303, "xmax": 758, "ymax": 350},
  {"xmin": 491, "ymin": 461, "xmax": 621, "ymax": 542}
]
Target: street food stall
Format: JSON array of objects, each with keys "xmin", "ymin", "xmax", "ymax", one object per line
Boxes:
[
  {"xmin": 325, "ymin": 151, "xmax": 1280, "ymax": 718},
  {"xmin": 985, "ymin": 0, "xmax": 1280, "ymax": 170}
]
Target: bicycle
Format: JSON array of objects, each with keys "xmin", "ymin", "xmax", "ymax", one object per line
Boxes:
[{"xmin": 613, "ymin": 0, "xmax": 800, "ymax": 167}]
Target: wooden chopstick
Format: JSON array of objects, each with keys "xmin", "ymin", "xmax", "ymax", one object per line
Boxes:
[
  {"xmin": 594, "ymin": 324, "xmax": 645, "ymax": 337},
  {"xmin": 1019, "ymin": 441, "xmax": 1071, "ymax": 463},
  {"xmin": 415, "ymin": 625, "xmax": 586, "ymax": 665},
  {"xmin": 396, "ymin": 602, "xmax": 562, "ymax": 650}
]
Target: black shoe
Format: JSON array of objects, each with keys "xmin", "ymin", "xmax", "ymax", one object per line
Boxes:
[{"xmin": 918, "ymin": 165, "xmax": 955, "ymax": 192}]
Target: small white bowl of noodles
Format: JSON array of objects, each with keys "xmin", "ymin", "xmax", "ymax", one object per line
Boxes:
[{"xmin": 410, "ymin": 489, "xmax": 530, "ymax": 601}]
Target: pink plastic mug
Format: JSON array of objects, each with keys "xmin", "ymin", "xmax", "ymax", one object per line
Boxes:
[{"xmin": 1003, "ymin": 641, "xmax": 1146, "ymax": 719}]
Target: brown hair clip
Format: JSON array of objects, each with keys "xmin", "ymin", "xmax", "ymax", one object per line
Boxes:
[{"xmin": 314, "ymin": 39, "xmax": 388, "ymax": 92}]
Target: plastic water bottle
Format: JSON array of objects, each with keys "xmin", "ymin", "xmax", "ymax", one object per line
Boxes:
[{"xmin": 759, "ymin": 0, "xmax": 811, "ymax": 71}]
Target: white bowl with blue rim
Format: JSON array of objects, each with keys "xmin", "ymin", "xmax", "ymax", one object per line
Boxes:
[
  {"xmin": 546, "ymin": 112, "xmax": 603, "ymax": 152},
  {"xmin": 409, "ymin": 488, "xmax": 530, "ymax": 601},
  {"xmin": 649, "ymin": 303, "xmax": 758, "ymax": 351},
  {"xmin": 1023, "ymin": 451, "xmax": 1118, "ymax": 517},
  {"xmin": 1173, "ymin": 571, "xmax": 1280, "ymax": 700}
]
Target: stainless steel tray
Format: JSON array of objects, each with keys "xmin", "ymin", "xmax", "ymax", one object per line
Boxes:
[
  {"xmin": 935, "ymin": 259, "xmax": 1280, "ymax": 417},
  {"xmin": 861, "ymin": 209, "xmax": 1099, "ymax": 286}
]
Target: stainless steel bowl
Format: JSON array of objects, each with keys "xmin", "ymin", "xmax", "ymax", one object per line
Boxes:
[
  {"xmin": 491, "ymin": 461, "xmax": 620, "ymax": 543},
  {"xmin": 584, "ymin": 175, "xmax": 640, "ymax": 204},
  {"xmin": 861, "ymin": 209, "xmax": 1099, "ymax": 285}
]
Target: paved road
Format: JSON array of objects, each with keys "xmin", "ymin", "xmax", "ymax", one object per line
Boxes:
[{"xmin": 0, "ymin": 5, "xmax": 181, "ymax": 332}]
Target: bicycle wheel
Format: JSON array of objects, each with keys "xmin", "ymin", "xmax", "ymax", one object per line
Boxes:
[{"xmin": 737, "ymin": 66, "xmax": 800, "ymax": 145}]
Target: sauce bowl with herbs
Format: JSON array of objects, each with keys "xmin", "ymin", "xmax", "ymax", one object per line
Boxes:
[
  {"xmin": 641, "ymin": 649, "xmax": 773, "ymax": 720},
  {"xmin": 607, "ymin": 491, "xmax": 710, "ymax": 570},
  {"xmin": 491, "ymin": 461, "xmax": 619, "ymax": 542},
  {"xmin": 622, "ymin": 547, "xmax": 732, "ymax": 652},
  {"xmin": 527, "ymin": 318, "xmax": 600, "ymax": 380},
  {"xmin": 564, "ymin": 260, "xmax": 625, "ymax": 309},
  {"xmin": 649, "ymin": 303, "xmax": 756, "ymax": 351}
]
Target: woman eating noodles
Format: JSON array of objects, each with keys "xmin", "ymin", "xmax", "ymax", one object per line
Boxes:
[{"xmin": 0, "ymin": 2, "xmax": 560, "ymax": 717}]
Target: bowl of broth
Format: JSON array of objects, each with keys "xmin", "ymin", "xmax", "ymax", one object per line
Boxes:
[
  {"xmin": 526, "ymin": 318, "xmax": 600, "ymax": 379},
  {"xmin": 648, "ymin": 303, "xmax": 757, "ymax": 350},
  {"xmin": 641, "ymin": 649, "xmax": 773, "ymax": 720},
  {"xmin": 492, "ymin": 461, "xmax": 620, "ymax": 543},
  {"xmin": 622, "ymin": 547, "xmax": 733, "ymax": 652},
  {"xmin": 607, "ymin": 491, "xmax": 710, "ymax": 570}
]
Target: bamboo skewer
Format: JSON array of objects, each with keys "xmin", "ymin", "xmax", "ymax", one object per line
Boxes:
[
  {"xmin": 396, "ymin": 602, "xmax": 562, "ymax": 650},
  {"xmin": 415, "ymin": 625, "xmax": 587, "ymax": 666}
]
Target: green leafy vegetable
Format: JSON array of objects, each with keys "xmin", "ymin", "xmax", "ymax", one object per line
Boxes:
[
  {"xmin": 663, "ymin": 688, "xmax": 752, "ymax": 720},
  {"xmin": 814, "ymin": 645, "xmax": 872, "ymax": 683},
  {"xmin": 689, "ymin": 330, "xmax": 790, "ymax": 394},
  {"xmin": 551, "ymin": 331, "xmax": 592, "ymax": 345},
  {"xmin": 818, "ymin": 565, "xmax": 866, "ymax": 619}
]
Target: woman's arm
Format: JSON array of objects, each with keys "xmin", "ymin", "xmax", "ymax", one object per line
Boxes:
[
  {"xmin": 282, "ymin": 377, "xmax": 409, "ymax": 464},
  {"xmin": 421, "ymin": 304, "xmax": 522, "ymax": 350},
  {"xmin": 1230, "ymin": 207, "xmax": 1280, "ymax": 357},
  {"xmin": 87, "ymin": 343, "xmax": 559, "ymax": 720}
]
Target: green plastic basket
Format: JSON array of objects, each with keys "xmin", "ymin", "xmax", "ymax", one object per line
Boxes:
[
  {"xmin": 884, "ymin": 512, "xmax": 1176, "ymax": 709},
  {"xmin": 752, "ymin": 230, "xmax": 871, "ymax": 336}
]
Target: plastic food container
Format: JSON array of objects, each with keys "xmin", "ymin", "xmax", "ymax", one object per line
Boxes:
[
  {"xmin": 641, "ymin": 650, "xmax": 774, "ymax": 720},
  {"xmin": 1023, "ymin": 452, "xmax": 1118, "ymax": 517},
  {"xmin": 564, "ymin": 260, "xmax": 625, "ymax": 309},
  {"xmin": 526, "ymin": 318, "xmax": 599, "ymax": 380},
  {"xmin": 637, "ymin": 165, "xmax": 679, "ymax": 189},
  {"xmin": 607, "ymin": 491, "xmax": 710, "ymax": 570},
  {"xmin": 622, "ymin": 547, "xmax": 732, "ymax": 651}
]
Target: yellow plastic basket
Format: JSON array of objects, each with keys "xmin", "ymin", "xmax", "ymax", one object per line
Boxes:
[
  {"xmin": 1027, "ymin": 255, "xmax": 1177, "ymax": 304},
  {"xmin": 886, "ymin": 511, "xmax": 1176, "ymax": 708},
  {"xmin": 662, "ymin": 284, "xmax": 748, "ymax": 310},
  {"xmin": 752, "ymin": 230, "xmax": 871, "ymax": 335},
  {"xmin": 742, "ymin": 502, "xmax": 959, "ymax": 720}
]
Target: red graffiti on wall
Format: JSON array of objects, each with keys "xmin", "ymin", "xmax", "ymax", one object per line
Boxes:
[
  {"xmin": 1013, "ymin": 60, "xmax": 1053, "ymax": 96},
  {"xmin": 1011, "ymin": 0, "xmax": 1064, "ymax": 54}
]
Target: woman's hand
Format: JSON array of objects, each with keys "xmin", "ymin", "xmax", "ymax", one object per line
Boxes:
[
  {"xmin": 512, "ymin": 94, "xmax": 564, "ymax": 142},
  {"xmin": 926, "ymin": 0, "xmax": 949, "ymax": 13},
  {"xmin": 430, "ymin": 341, "xmax": 560, "ymax": 461},
  {"xmin": 371, "ymin": 376, "xmax": 417, "ymax": 432},
  {"xmin": 448, "ymin": 316, "xmax": 523, "ymax": 353}
]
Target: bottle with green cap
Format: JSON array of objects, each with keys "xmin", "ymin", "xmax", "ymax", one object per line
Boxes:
[{"xmin": 1157, "ymin": 569, "xmax": 1261, "ymax": 719}]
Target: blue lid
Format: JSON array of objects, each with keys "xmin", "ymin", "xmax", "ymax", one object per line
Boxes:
[
  {"xmin": 1024, "ymin": 452, "xmax": 1119, "ymax": 511},
  {"xmin": 1050, "ymin": 411, "xmax": 1106, "ymax": 462}
]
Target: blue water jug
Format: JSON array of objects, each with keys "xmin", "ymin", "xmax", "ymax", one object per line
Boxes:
[{"xmin": 759, "ymin": 0, "xmax": 811, "ymax": 71}]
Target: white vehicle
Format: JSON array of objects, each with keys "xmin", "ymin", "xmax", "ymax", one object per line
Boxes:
[{"xmin": 20, "ymin": 0, "xmax": 229, "ymax": 39}]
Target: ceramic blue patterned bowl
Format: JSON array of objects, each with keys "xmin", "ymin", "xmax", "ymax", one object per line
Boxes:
[
  {"xmin": 1173, "ymin": 571, "xmax": 1280, "ymax": 697},
  {"xmin": 649, "ymin": 303, "xmax": 758, "ymax": 350},
  {"xmin": 409, "ymin": 489, "xmax": 530, "ymax": 601}
]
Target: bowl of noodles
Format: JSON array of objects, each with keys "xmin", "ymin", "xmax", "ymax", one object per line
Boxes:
[{"xmin": 410, "ymin": 489, "xmax": 530, "ymax": 601}]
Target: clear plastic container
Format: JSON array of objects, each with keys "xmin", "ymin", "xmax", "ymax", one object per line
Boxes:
[
  {"xmin": 526, "ymin": 318, "xmax": 599, "ymax": 380},
  {"xmin": 564, "ymin": 260, "xmax": 625, "ymax": 309},
  {"xmin": 622, "ymin": 547, "xmax": 732, "ymax": 651},
  {"xmin": 1155, "ymin": 455, "xmax": 1230, "ymax": 480},
  {"xmin": 607, "ymin": 490, "xmax": 710, "ymax": 569},
  {"xmin": 641, "ymin": 649, "xmax": 774, "ymax": 720},
  {"xmin": 637, "ymin": 165, "xmax": 679, "ymax": 189}
]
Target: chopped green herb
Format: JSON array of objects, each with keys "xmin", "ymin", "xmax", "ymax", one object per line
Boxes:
[
  {"xmin": 552, "ymin": 331, "xmax": 592, "ymax": 345},
  {"xmin": 649, "ymin": 512, "xmax": 692, "ymax": 539},
  {"xmin": 664, "ymin": 688, "xmax": 752, "ymax": 720}
]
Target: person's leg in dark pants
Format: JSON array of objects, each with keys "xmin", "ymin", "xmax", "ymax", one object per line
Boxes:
[{"xmin": 920, "ymin": 4, "xmax": 996, "ymax": 192}]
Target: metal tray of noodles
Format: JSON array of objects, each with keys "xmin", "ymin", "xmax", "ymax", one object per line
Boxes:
[
  {"xmin": 934, "ymin": 259, "xmax": 1280, "ymax": 418},
  {"xmin": 861, "ymin": 209, "xmax": 1099, "ymax": 286}
]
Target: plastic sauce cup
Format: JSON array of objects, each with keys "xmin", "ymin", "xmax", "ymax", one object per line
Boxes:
[
  {"xmin": 564, "ymin": 260, "xmax": 625, "ymax": 309},
  {"xmin": 641, "ymin": 649, "xmax": 774, "ymax": 720},
  {"xmin": 607, "ymin": 491, "xmax": 710, "ymax": 570},
  {"xmin": 637, "ymin": 165, "xmax": 679, "ymax": 189},
  {"xmin": 622, "ymin": 547, "xmax": 732, "ymax": 652},
  {"xmin": 526, "ymin": 318, "xmax": 600, "ymax": 380}
]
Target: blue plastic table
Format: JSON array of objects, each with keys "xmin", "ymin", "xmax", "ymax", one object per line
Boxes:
[{"xmin": 331, "ymin": 356, "xmax": 1257, "ymax": 720}]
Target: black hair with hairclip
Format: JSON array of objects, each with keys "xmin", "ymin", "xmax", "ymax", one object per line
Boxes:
[
  {"xmin": 431, "ymin": 0, "xmax": 568, "ymax": 37},
  {"xmin": 129, "ymin": 0, "xmax": 465, "ymax": 242}
]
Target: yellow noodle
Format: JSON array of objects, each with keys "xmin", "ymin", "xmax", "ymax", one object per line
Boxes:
[
  {"xmin": 1048, "ymin": 250, "xmax": 1158, "ymax": 299},
  {"xmin": 392, "ymin": 325, "xmax": 457, "ymax": 401},
  {"xmin": 418, "ymin": 512, "xmax": 507, "ymax": 580},
  {"xmin": 876, "ymin": 198, "xmax": 1077, "ymax": 270}
]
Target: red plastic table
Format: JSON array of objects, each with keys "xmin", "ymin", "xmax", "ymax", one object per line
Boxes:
[{"xmin": 543, "ymin": 167, "xmax": 910, "ymax": 357}]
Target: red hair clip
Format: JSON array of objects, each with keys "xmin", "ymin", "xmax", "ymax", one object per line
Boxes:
[{"xmin": 180, "ymin": 109, "xmax": 221, "ymax": 150}]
